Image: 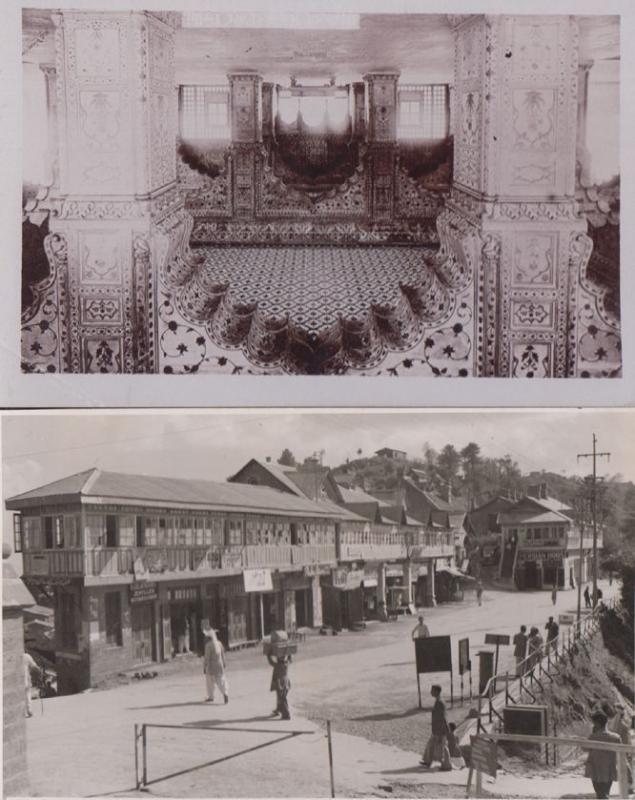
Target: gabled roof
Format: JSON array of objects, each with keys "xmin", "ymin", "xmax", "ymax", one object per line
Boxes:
[
  {"xmin": 499, "ymin": 509, "xmax": 570, "ymax": 526},
  {"xmin": 227, "ymin": 459, "xmax": 305, "ymax": 497},
  {"xmin": 6, "ymin": 468, "xmax": 353, "ymax": 520},
  {"xmin": 336, "ymin": 484, "xmax": 391, "ymax": 507},
  {"xmin": 286, "ymin": 468, "xmax": 330, "ymax": 500}
]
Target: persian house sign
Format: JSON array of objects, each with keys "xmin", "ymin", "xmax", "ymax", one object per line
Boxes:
[
  {"xmin": 243, "ymin": 568, "xmax": 273, "ymax": 593},
  {"xmin": 333, "ymin": 568, "xmax": 364, "ymax": 590},
  {"xmin": 129, "ymin": 582, "xmax": 158, "ymax": 604}
]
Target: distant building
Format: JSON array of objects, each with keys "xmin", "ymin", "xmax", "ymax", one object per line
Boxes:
[
  {"xmin": 374, "ymin": 448, "xmax": 408, "ymax": 461},
  {"xmin": 497, "ymin": 484, "xmax": 601, "ymax": 590}
]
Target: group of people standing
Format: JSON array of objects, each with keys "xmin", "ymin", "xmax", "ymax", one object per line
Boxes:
[{"xmin": 512, "ymin": 615, "xmax": 560, "ymax": 675}]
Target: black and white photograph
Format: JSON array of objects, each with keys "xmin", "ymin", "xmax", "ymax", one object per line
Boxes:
[
  {"xmin": 2, "ymin": 408, "xmax": 634, "ymax": 797},
  {"xmin": 18, "ymin": 7, "xmax": 622, "ymax": 379}
]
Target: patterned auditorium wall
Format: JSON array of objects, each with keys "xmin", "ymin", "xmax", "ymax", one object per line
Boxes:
[{"xmin": 447, "ymin": 14, "xmax": 620, "ymax": 378}]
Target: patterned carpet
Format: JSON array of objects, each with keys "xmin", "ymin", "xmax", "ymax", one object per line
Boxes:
[
  {"xmin": 162, "ymin": 243, "xmax": 471, "ymax": 374},
  {"xmin": 200, "ymin": 245, "xmax": 431, "ymax": 332}
]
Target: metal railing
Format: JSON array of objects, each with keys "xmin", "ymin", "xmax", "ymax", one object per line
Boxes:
[
  {"xmin": 477, "ymin": 600, "xmax": 611, "ymax": 733},
  {"xmin": 467, "ymin": 731, "xmax": 634, "ymax": 799},
  {"xmin": 134, "ymin": 721, "xmax": 336, "ymax": 797}
]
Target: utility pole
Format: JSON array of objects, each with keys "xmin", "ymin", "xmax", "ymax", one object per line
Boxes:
[{"xmin": 577, "ymin": 434, "xmax": 610, "ymax": 608}]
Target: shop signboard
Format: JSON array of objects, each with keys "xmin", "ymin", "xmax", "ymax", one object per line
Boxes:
[
  {"xmin": 333, "ymin": 568, "xmax": 364, "ymax": 590},
  {"xmin": 517, "ymin": 549, "xmax": 563, "ymax": 562},
  {"xmin": 558, "ymin": 613, "xmax": 574, "ymax": 625},
  {"xmin": 221, "ymin": 550, "xmax": 243, "ymax": 570},
  {"xmin": 303, "ymin": 564, "xmax": 330, "ymax": 577},
  {"xmin": 470, "ymin": 735, "xmax": 498, "ymax": 778},
  {"xmin": 129, "ymin": 581, "xmax": 158, "ymax": 604},
  {"xmin": 243, "ymin": 568, "xmax": 273, "ymax": 593},
  {"xmin": 385, "ymin": 565, "xmax": 403, "ymax": 578}
]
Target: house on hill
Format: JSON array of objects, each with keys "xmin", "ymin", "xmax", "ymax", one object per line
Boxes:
[{"xmin": 374, "ymin": 448, "xmax": 407, "ymax": 461}]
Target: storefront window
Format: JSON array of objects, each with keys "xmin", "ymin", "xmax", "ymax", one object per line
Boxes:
[
  {"xmin": 86, "ymin": 514, "xmax": 106, "ymax": 547},
  {"xmin": 23, "ymin": 516, "xmax": 42, "ymax": 550},
  {"xmin": 119, "ymin": 516, "xmax": 135, "ymax": 547},
  {"xmin": 144, "ymin": 517, "xmax": 158, "ymax": 546}
]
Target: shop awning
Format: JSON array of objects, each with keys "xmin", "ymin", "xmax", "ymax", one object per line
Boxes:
[{"xmin": 437, "ymin": 566, "xmax": 476, "ymax": 581}]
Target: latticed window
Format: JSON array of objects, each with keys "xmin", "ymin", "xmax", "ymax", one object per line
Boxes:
[
  {"xmin": 179, "ymin": 85, "xmax": 230, "ymax": 140},
  {"xmin": 397, "ymin": 84, "xmax": 449, "ymax": 139},
  {"xmin": 13, "ymin": 514, "xmax": 22, "ymax": 553}
]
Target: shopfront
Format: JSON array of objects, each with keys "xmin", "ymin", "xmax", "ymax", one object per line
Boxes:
[
  {"xmin": 322, "ymin": 568, "xmax": 364, "ymax": 630},
  {"xmin": 168, "ymin": 584, "xmax": 203, "ymax": 655},
  {"xmin": 244, "ymin": 568, "xmax": 282, "ymax": 640},
  {"xmin": 515, "ymin": 549, "xmax": 565, "ymax": 590},
  {"xmin": 129, "ymin": 581, "xmax": 158, "ymax": 665},
  {"xmin": 284, "ymin": 573, "xmax": 314, "ymax": 629},
  {"xmin": 362, "ymin": 565, "xmax": 378, "ymax": 619},
  {"xmin": 385, "ymin": 565, "xmax": 405, "ymax": 610}
]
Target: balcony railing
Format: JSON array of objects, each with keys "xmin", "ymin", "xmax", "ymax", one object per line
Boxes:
[{"xmin": 22, "ymin": 543, "xmax": 339, "ymax": 578}]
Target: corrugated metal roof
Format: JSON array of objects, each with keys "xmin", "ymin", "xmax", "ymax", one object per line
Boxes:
[
  {"xmin": 6, "ymin": 469, "xmax": 350, "ymax": 518},
  {"xmin": 499, "ymin": 510, "xmax": 569, "ymax": 526}
]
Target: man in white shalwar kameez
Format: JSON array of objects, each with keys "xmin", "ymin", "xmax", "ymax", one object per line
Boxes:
[{"xmin": 203, "ymin": 628, "xmax": 229, "ymax": 704}]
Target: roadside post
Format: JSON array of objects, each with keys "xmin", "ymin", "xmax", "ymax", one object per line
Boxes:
[
  {"xmin": 484, "ymin": 633, "xmax": 510, "ymax": 691},
  {"xmin": 414, "ymin": 635, "xmax": 453, "ymax": 707},
  {"xmin": 458, "ymin": 637, "xmax": 471, "ymax": 703},
  {"xmin": 467, "ymin": 734, "xmax": 497, "ymax": 798}
]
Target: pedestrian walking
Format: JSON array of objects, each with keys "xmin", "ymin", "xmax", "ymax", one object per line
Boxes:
[
  {"xmin": 476, "ymin": 581, "xmax": 483, "ymax": 607},
  {"xmin": 23, "ymin": 652, "xmax": 41, "ymax": 718},
  {"xmin": 527, "ymin": 627, "xmax": 544, "ymax": 670},
  {"xmin": 268, "ymin": 651, "xmax": 292, "ymax": 720},
  {"xmin": 545, "ymin": 616, "xmax": 559, "ymax": 652},
  {"xmin": 609, "ymin": 703, "xmax": 633, "ymax": 791},
  {"xmin": 584, "ymin": 710, "xmax": 621, "ymax": 799},
  {"xmin": 420, "ymin": 684, "xmax": 452, "ymax": 771},
  {"xmin": 412, "ymin": 614, "xmax": 430, "ymax": 640},
  {"xmin": 551, "ymin": 583, "xmax": 558, "ymax": 605},
  {"xmin": 584, "ymin": 585, "xmax": 592, "ymax": 609},
  {"xmin": 512, "ymin": 625, "xmax": 528, "ymax": 676},
  {"xmin": 203, "ymin": 628, "xmax": 229, "ymax": 704}
]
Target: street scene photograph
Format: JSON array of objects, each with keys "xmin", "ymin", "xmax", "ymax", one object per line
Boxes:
[{"xmin": 2, "ymin": 408, "xmax": 634, "ymax": 798}]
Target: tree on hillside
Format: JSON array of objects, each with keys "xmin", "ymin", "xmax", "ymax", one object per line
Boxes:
[
  {"xmin": 277, "ymin": 449, "xmax": 296, "ymax": 467},
  {"xmin": 461, "ymin": 442, "xmax": 482, "ymax": 503},
  {"xmin": 437, "ymin": 444, "xmax": 461, "ymax": 494}
]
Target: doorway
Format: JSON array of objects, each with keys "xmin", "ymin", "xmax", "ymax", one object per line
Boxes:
[
  {"xmin": 131, "ymin": 602, "xmax": 156, "ymax": 664},
  {"xmin": 294, "ymin": 588, "xmax": 313, "ymax": 628}
]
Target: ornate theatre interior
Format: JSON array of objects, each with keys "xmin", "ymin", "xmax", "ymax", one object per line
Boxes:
[{"xmin": 21, "ymin": 11, "xmax": 621, "ymax": 377}]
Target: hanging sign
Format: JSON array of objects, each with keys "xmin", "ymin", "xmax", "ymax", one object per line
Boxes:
[
  {"xmin": 243, "ymin": 568, "xmax": 273, "ymax": 593},
  {"xmin": 332, "ymin": 568, "xmax": 364, "ymax": 590}
]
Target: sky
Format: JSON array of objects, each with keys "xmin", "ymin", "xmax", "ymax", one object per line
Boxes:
[{"xmin": 3, "ymin": 408, "xmax": 633, "ymax": 567}]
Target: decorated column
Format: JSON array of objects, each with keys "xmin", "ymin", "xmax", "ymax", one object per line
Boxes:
[
  {"xmin": 311, "ymin": 576, "xmax": 323, "ymax": 628},
  {"xmin": 425, "ymin": 558, "xmax": 437, "ymax": 607},
  {"xmin": 364, "ymin": 71, "xmax": 399, "ymax": 224},
  {"xmin": 443, "ymin": 15, "xmax": 620, "ymax": 377},
  {"xmin": 228, "ymin": 71, "xmax": 262, "ymax": 219},
  {"xmin": 376, "ymin": 562, "xmax": 386, "ymax": 610},
  {"xmin": 27, "ymin": 11, "xmax": 187, "ymax": 374},
  {"xmin": 403, "ymin": 560, "xmax": 413, "ymax": 605}
]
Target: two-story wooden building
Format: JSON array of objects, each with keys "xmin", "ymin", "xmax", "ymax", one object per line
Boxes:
[
  {"xmin": 497, "ymin": 484, "xmax": 601, "ymax": 590},
  {"xmin": 8, "ymin": 467, "xmax": 455, "ymax": 693}
]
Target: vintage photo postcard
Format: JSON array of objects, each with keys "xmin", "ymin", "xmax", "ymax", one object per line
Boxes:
[
  {"xmin": 1, "ymin": 0, "xmax": 632, "ymax": 406},
  {"xmin": 2, "ymin": 407, "xmax": 634, "ymax": 797}
]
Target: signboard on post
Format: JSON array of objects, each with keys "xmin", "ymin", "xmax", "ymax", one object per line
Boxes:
[
  {"xmin": 503, "ymin": 705, "xmax": 548, "ymax": 736},
  {"xmin": 558, "ymin": 613, "xmax": 574, "ymax": 625},
  {"xmin": 458, "ymin": 637, "xmax": 472, "ymax": 703},
  {"xmin": 243, "ymin": 568, "xmax": 273, "ymax": 593},
  {"xmin": 470, "ymin": 735, "xmax": 498, "ymax": 778},
  {"xmin": 484, "ymin": 632, "xmax": 510, "ymax": 679},
  {"xmin": 414, "ymin": 635, "xmax": 453, "ymax": 709},
  {"xmin": 458, "ymin": 637, "xmax": 470, "ymax": 675}
]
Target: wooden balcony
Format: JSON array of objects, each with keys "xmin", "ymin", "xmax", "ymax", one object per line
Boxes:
[
  {"xmin": 23, "ymin": 549, "xmax": 84, "ymax": 577},
  {"xmin": 22, "ymin": 543, "xmax": 338, "ymax": 579}
]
